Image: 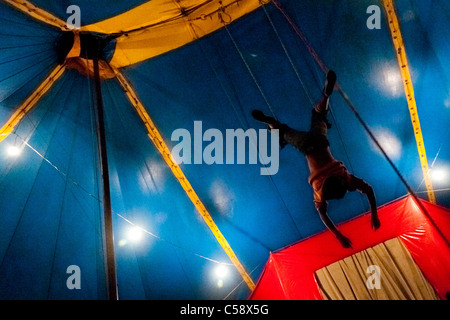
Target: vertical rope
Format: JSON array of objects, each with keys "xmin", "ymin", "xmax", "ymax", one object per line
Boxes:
[
  {"xmin": 223, "ymin": 25, "xmax": 278, "ymax": 119},
  {"xmin": 271, "ymin": 0, "xmax": 328, "ymax": 74},
  {"xmin": 197, "ymin": 38, "xmax": 303, "ymax": 238},
  {"xmin": 262, "ymin": 2, "xmax": 367, "ymax": 211},
  {"xmin": 261, "ymin": 4, "xmax": 315, "ymax": 106}
]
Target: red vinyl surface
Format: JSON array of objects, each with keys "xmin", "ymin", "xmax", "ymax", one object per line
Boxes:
[{"xmin": 250, "ymin": 196, "xmax": 450, "ymax": 300}]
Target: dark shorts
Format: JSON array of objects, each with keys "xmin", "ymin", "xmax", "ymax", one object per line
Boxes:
[
  {"xmin": 279, "ymin": 109, "xmax": 330, "ymax": 154},
  {"xmin": 274, "ymin": 109, "xmax": 372, "ymax": 209}
]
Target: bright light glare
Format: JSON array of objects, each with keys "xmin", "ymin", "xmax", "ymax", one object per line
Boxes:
[
  {"xmin": 7, "ymin": 145, "xmax": 21, "ymax": 157},
  {"xmin": 383, "ymin": 67, "xmax": 402, "ymax": 97},
  {"xmin": 215, "ymin": 265, "xmax": 229, "ymax": 279},
  {"xmin": 371, "ymin": 128, "xmax": 402, "ymax": 160},
  {"xmin": 445, "ymin": 97, "xmax": 450, "ymax": 109},
  {"xmin": 127, "ymin": 226, "xmax": 144, "ymax": 243},
  {"xmin": 430, "ymin": 168, "xmax": 447, "ymax": 183},
  {"xmin": 374, "ymin": 63, "xmax": 403, "ymax": 97},
  {"xmin": 385, "ymin": 69, "xmax": 401, "ymax": 86}
]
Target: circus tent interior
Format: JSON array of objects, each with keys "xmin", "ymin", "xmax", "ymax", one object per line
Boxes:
[{"xmin": 0, "ymin": 0, "xmax": 449, "ymax": 300}]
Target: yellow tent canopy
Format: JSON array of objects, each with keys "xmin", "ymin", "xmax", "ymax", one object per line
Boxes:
[{"xmin": 82, "ymin": 0, "xmax": 267, "ymax": 68}]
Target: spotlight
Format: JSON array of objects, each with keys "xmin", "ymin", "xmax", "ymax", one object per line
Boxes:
[
  {"xmin": 430, "ymin": 168, "xmax": 447, "ymax": 183},
  {"xmin": 377, "ymin": 65, "xmax": 403, "ymax": 97},
  {"xmin": 127, "ymin": 226, "xmax": 144, "ymax": 243},
  {"xmin": 215, "ymin": 265, "xmax": 229, "ymax": 279},
  {"xmin": 7, "ymin": 145, "xmax": 21, "ymax": 157},
  {"xmin": 370, "ymin": 128, "xmax": 402, "ymax": 160}
]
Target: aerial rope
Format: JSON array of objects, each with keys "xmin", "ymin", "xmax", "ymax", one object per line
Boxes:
[
  {"xmin": 223, "ymin": 26, "xmax": 278, "ymax": 120},
  {"xmin": 219, "ymin": 15, "xmax": 304, "ymax": 238},
  {"xmin": 269, "ymin": 0, "xmax": 449, "ymax": 247},
  {"xmin": 260, "ymin": 4, "xmax": 315, "ymax": 107}
]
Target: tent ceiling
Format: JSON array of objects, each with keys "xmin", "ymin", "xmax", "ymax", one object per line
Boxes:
[{"xmin": 0, "ymin": 0, "xmax": 449, "ymax": 299}]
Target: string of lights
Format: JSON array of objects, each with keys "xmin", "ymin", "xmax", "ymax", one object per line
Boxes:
[{"xmin": 5, "ymin": 132, "xmax": 235, "ymax": 268}]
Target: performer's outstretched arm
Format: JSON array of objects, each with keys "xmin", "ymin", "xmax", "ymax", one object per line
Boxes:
[
  {"xmin": 348, "ymin": 175, "xmax": 380, "ymax": 230},
  {"xmin": 316, "ymin": 202, "xmax": 352, "ymax": 248}
]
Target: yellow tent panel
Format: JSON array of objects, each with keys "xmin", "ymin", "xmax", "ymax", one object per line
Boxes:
[{"xmin": 82, "ymin": 0, "xmax": 267, "ymax": 68}]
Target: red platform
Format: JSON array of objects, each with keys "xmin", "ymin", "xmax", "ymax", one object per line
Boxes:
[{"xmin": 250, "ymin": 195, "xmax": 450, "ymax": 300}]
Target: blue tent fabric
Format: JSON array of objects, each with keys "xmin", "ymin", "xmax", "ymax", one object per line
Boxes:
[
  {"xmin": 31, "ymin": 0, "xmax": 149, "ymax": 25},
  {"xmin": 0, "ymin": 0, "xmax": 449, "ymax": 299},
  {"xmin": 0, "ymin": 1, "xmax": 60, "ymax": 125},
  {"xmin": 0, "ymin": 70, "xmax": 106, "ymax": 299}
]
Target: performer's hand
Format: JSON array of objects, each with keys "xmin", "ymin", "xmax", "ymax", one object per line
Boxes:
[
  {"xmin": 371, "ymin": 213, "xmax": 381, "ymax": 231},
  {"xmin": 336, "ymin": 233, "xmax": 352, "ymax": 249}
]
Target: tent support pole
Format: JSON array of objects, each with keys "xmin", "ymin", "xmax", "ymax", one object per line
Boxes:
[{"xmin": 93, "ymin": 49, "xmax": 118, "ymax": 300}]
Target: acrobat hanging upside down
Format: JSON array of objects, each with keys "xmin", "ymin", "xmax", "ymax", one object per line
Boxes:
[{"xmin": 252, "ymin": 70, "xmax": 380, "ymax": 248}]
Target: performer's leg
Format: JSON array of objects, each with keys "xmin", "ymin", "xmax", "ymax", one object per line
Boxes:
[
  {"xmin": 314, "ymin": 70, "xmax": 336, "ymax": 114},
  {"xmin": 251, "ymin": 110, "xmax": 277, "ymax": 126},
  {"xmin": 323, "ymin": 70, "xmax": 337, "ymax": 97},
  {"xmin": 314, "ymin": 95, "xmax": 330, "ymax": 114},
  {"xmin": 251, "ymin": 110, "xmax": 308, "ymax": 150},
  {"xmin": 267, "ymin": 121, "xmax": 308, "ymax": 151}
]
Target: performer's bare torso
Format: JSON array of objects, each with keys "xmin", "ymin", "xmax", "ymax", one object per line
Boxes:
[{"xmin": 305, "ymin": 146, "xmax": 335, "ymax": 175}]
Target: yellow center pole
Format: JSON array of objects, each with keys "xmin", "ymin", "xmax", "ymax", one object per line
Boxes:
[
  {"xmin": 382, "ymin": 0, "xmax": 435, "ymax": 203},
  {"xmin": 113, "ymin": 68, "xmax": 256, "ymax": 291},
  {"xmin": 0, "ymin": 64, "xmax": 66, "ymax": 143},
  {"xmin": 2, "ymin": 0, "xmax": 68, "ymax": 30}
]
